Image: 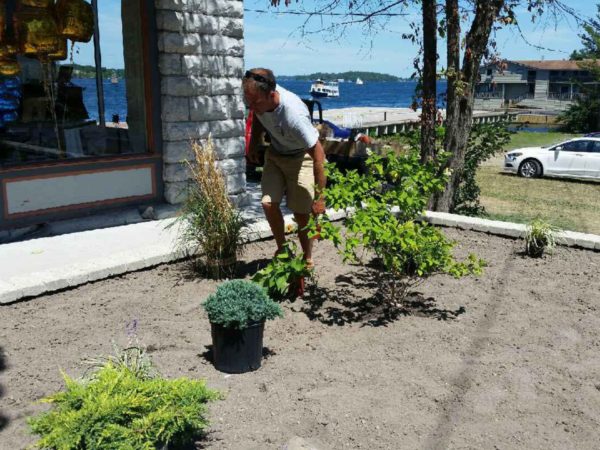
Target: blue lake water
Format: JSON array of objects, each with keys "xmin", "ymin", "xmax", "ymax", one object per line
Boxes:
[
  {"xmin": 74, "ymin": 77, "xmax": 129, "ymax": 122},
  {"xmin": 77, "ymin": 78, "xmax": 448, "ymax": 121},
  {"xmin": 278, "ymin": 79, "xmax": 448, "ymax": 110}
]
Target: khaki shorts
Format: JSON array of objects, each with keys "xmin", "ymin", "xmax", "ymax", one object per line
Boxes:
[{"xmin": 261, "ymin": 150, "xmax": 315, "ymax": 214}]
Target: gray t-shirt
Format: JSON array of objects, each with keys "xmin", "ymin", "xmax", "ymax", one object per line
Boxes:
[{"xmin": 255, "ymin": 86, "xmax": 319, "ymax": 156}]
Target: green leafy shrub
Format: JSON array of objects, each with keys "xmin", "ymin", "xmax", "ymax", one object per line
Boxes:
[
  {"xmin": 454, "ymin": 123, "xmax": 511, "ymax": 216},
  {"xmin": 310, "ymin": 150, "xmax": 485, "ymax": 303},
  {"xmin": 558, "ymin": 92, "xmax": 600, "ymax": 133},
  {"xmin": 203, "ymin": 279, "xmax": 283, "ymax": 329},
  {"xmin": 251, "ymin": 241, "xmax": 313, "ymax": 300},
  {"xmin": 393, "ymin": 123, "xmax": 511, "ymax": 215},
  {"xmin": 172, "ymin": 137, "xmax": 246, "ymax": 278},
  {"xmin": 525, "ymin": 219, "xmax": 560, "ymax": 257},
  {"xmin": 28, "ymin": 347, "xmax": 220, "ymax": 450}
]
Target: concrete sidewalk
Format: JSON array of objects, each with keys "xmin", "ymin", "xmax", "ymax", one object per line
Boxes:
[
  {"xmin": 2, "ymin": 209, "xmax": 599, "ymax": 305},
  {"xmin": 0, "ymin": 213, "xmax": 284, "ymax": 304}
]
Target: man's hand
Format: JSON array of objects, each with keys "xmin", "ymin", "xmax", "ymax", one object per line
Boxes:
[
  {"xmin": 307, "ymin": 141, "xmax": 327, "ymax": 217},
  {"xmin": 312, "ymin": 198, "xmax": 326, "ymax": 215}
]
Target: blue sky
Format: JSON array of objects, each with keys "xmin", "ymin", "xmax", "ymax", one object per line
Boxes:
[
  {"xmin": 76, "ymin": 0, "xmax": 597, "ymax": 76},
  {"xmin": 244, "ymin": 0, "xmax": 598, "ymax": 77},
  {"xmin": 74, "ymin": 0, "xmax": 124, "ymax": 69}
]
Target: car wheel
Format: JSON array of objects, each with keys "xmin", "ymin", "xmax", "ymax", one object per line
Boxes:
[{"xmin": 518, "ymin": 159, "xmax": 542, "ymax": 178}]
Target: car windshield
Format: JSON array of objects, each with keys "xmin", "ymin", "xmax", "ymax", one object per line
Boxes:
[{"xmin": 543, "ymin": 141, "xmax": 566, "ymax": 148}]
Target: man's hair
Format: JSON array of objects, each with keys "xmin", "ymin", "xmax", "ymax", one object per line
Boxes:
[{"xmin": 243, "ymin": 68, "xmax": 277, "ymax": 94}]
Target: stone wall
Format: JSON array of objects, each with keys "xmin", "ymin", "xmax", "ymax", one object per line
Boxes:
[{"xmin": 155, "ymin": 0, "xmax": 246, "ymax": 204}]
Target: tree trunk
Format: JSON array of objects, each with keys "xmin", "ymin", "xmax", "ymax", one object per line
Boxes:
[
  {"xmin": 443, "ymin": 0, "xmax": 460, "ymax": 174},
  {"xmin": 420, "ymin": 0, "xmax": 437, "ymax": 163},
  {"xmin": 433, "ymin": 0, "xmax": 504, "ymax": 212}
]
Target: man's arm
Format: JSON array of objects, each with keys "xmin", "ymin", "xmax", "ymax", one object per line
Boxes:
[
  {"xmin": 247, "ymin": 113, "xmax": 266, "ymax": 164},
  {"xmin": 307, "ymin": 140, "xmax": 327, "ymax": 215}
]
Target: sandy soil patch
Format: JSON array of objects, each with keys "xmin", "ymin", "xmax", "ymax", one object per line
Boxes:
[{"xmin": 1, "ymin": 228, "xmax": 599, "ymax": 449}]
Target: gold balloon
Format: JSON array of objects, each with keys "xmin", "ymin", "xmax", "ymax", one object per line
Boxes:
[
  {"xmin": 48, "ymin": 37, "xmax": 67, "ymax": 60},
  {"xmin": 55, "ymin": 0, "xmax": 93, "ymax": 43},
  {"xmin": 0, "ymin": 57, "xmax": 20, "ymax": 76},
  {"xmin": 0, "ymin": 41, "xmax": 18, "ymax": 58},
  {"xmin": 18, "ymin": 0, "xmax": 54, "ymax": 8},
  {"xmin": 15, "ymin": 8, "xmax": 61, "ymax": 56}
]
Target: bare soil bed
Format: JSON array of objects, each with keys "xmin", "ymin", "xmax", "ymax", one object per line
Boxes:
[{"xmin": 1, "ymin": 228, "xmax": 600, "ymax": 450}]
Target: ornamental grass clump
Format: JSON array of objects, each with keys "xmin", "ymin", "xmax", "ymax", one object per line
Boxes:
[
  {"xmin": 174, "ymin": 136, "xmax": 245, "ymax": 278},
  {"xmin": 28, "ymin": 346, "xmax": 221, "ymax": 450},
  {"xmin": 525, "ymin": 219, "xmax": 560, "ymax": 257},
  {"xmin": 203, "ymin": 279, "xmax": 283, "ymax": 329}
]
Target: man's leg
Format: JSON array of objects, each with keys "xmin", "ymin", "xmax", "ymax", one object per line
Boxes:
[
  {"xmin": 263, "ymin": 202, "xmax": 286, "ymax": 252},
  {"xmin": 261, "ymin": 151, "xmax": 286, "ymax": 254},
  {"xmin": 294, "ymin": 213, "xmax": 312, "ymax": 262}
]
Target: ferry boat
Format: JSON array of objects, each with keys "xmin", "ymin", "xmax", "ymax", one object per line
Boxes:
[
  {"xmin": 355, "ymin": 77, "xmax": 364, "ymax": 85},
  {"xmin": 309, "ymin": 79, "xmax": 339, "ymax": 98}
]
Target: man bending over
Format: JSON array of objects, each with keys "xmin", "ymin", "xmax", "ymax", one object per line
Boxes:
[{"xmin": 243, "ymin": 68, "xmax": 326, "ymax": 267}]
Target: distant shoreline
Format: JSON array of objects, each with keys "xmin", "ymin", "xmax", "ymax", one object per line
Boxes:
[{"xmin": 279, "ymin": 72, "xmax": 411, "ymax": 82}]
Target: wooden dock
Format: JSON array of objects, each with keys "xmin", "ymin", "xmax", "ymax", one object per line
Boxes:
[{"xmin": 321, "ymin": 107, "xmax": 519, "ymax": 136}]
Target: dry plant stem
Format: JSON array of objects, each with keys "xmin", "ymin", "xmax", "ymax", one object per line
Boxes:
[
  {"xmin": 178, "ymin": 137, "xmax": 244, "ymax": 278},
  {"xmin": 187, "ymin": 139, "xmax": 231, "ymax": 218}
]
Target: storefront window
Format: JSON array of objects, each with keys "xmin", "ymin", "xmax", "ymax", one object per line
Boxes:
[{"xmin": 0, "ymin": 0, "xmax": 149, "ymax": 167}]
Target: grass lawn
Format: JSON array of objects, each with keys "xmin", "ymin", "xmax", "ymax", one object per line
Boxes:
[
  {"xmin": 502, "ymin": 130, "xmax": 579, "ymax": 151},
  {"xmin": 478, "ymin": 131, "xmax": 600, "ymax": 234}
]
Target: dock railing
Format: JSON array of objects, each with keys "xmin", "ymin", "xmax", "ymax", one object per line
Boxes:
[{"xmin": 350, "ymin": 111, "xmax": 518, "ymax": 137}]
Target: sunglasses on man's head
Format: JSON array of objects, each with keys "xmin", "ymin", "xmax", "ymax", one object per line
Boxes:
[{"xmin": 244, "ymin": 70, "xmax": 276, "ymax": 89}]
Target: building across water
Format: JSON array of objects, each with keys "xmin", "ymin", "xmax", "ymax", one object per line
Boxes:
[{"xmin": 475, "ymin": 59, "xmax": 599, "ymax": 111}]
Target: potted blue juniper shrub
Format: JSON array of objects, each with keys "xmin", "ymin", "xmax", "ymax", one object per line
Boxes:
[{"xmin": 203, "ymin": 280, "xmax": 283, "ymax": 373}]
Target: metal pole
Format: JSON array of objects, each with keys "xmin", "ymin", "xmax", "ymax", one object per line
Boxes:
[{"xmin": 91, "ymin": 0, "xmax": 105, "ymax": 127}]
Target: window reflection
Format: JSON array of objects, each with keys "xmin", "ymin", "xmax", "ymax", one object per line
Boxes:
[{"xmin": 0, "ymin": 0, "xmax": 147, "ymax": 166}]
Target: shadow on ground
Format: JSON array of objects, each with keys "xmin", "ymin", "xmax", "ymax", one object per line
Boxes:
[
  {"xmin": 498, "ymin": 172, "xmax": 600, "ymax": 186},
  {"xmin": 302, "ymin": 265, "xmax": 465, "ymax": 327},
  {"xmin": 0, "ymin": 346, "xmax": 7, "ymax": 431},
  {"xmin": 199, "ymin": 345, "xmax": 276, "ymax": 365},
  {"xmin": 174, "ymin": 257, "xmax": 272, "ymax": 283}
]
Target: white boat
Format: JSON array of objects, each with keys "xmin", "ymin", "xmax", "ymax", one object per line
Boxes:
[
  {"xmin": 356, "ymin": 77, "xmax": 364, "ymax": 85},
  {"xmin": 309, "ymin": 79, "xmax": 340, "ymax": 98},
  {"xmin": 110, "ymin": 72, "xmax": 119, "ymax": 84}
]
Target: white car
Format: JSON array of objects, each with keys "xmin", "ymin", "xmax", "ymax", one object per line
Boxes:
[{"xmin": 504, "ymin": 137, "xmax": 600, "ymax": 179}]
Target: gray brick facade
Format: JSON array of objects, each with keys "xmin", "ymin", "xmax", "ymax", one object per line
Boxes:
[{"xmin": 155, "ymin": 0, "xmax": 246, "ymax": 205}]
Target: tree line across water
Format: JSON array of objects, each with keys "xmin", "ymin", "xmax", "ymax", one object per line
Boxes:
[
  {"xmin": 58, "ymin": 63, "xmax": 125, "ymax": 80},
  {"xmin": 281, "ymin": 71, "xmax": 409, "ymax": 82}
]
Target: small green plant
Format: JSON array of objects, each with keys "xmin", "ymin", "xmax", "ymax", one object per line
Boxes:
[
  {"xmin": 525, "ymin": 219, "xmax": 560, "ymax": 257},
  {"xmin": 309, "ymin": 150, "xmax": 485, "ymax": 303},
  {"xmin": 84, "ymin": 344, "xmax": 158, "ymax": 380},
  {"xmin": 172, "ymin": 137, "xmax": 246, "ymax": 278},
  {"xmin": 28, "ymin": 347, "xmax": 220, "ymax": 450},
  {"xmin": 251, "ymin": 241, "xmax": 313, "ymax": 300},
  {"xmin": 203, "ymin": 279, "xmax": 283, "ymax": 329}
]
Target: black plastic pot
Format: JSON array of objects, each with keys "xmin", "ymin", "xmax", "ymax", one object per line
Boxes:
[{"xmin": 210, "ymin": 321, "xmax": 264, "ymax": 374}]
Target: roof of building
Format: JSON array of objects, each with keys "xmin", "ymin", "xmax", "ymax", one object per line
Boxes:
[{"xmin": 512, "ymin": 60, "xmax": 600, "ymax": 70}]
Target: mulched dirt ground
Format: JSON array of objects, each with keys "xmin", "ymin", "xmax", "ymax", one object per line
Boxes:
[{"xmin": 1, "ymin": 227, "xmax": 600, "ymax": 449}]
